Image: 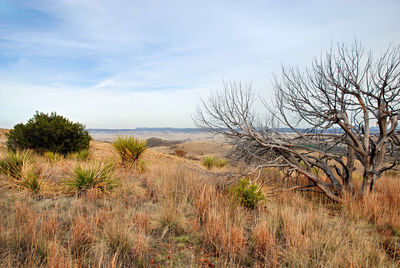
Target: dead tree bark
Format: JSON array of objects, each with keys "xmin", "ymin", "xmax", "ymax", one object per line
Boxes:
[{"xmin": 194, "ymin": 42, "xmax": 400, "ymax": 201}]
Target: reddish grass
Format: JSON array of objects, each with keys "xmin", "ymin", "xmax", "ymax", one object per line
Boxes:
[{"xmin": 0, "ymin": 141, "xmax": 399, "ymax": 267}]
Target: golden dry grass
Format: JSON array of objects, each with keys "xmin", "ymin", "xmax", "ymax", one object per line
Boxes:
[{"xmin": 0, "ymin": 139, "xmax": 399, "ymax": 267}]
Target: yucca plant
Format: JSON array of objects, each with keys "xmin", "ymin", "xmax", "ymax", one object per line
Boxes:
[
  {"xmin": 112, "ymin": 136, "xmax": 147, "ymax": 164},
  {"xmin": 19, "ymin": 165, "xmax": 42, "ymax": 194},
  {"xmin": 202, "ymin": 156, "xmax": 227, "ymax": 169},
  {"xmin": 0, "ymin": 150, "xmax": 31, "ymax": 178},
  {"xmin": 65, "ymin": 161, "xmax": 116, "ymax": 195},
  {"xmin": 202, "ymin": 156, "xmax": 217, "ymax": 170}
]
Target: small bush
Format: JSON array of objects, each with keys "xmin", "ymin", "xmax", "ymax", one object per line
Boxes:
[
  {"xmin": 0, "ymin": 150, "xmax": 31, "ymax": 178},
  {"xmin": 112, "ymin": 136, "xmax": 147, "ymax": 164},
  {"xmin": 65, "ymin": 161, "xmax": 116, "ymax": 195},
  {"xmin": 44, "ymin": 151, "xmax": 64, "ymax": 162},
  {"xmin": 6, "ymin": 111, "xmax": 91, "ymax": 155},
  {"xmin": 67, "ymin": 149, "xmax": 90, "ymax": 161},
  {"xmin": 202, "ymin": 156, "xmax": 228, "ymax": 169},
  {"xmin": 229, "ymin": 178, "xmax": 265, "ymax": 209},
  {"xmin": 174, "ymin": 149, "xmax": 187, "ymax": 157}
]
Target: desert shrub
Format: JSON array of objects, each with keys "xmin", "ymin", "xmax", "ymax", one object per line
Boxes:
[
  {"xmin": 229, "ymin": 178, "xmax": 265, "ymax": 209},
  {"xmin": 65, "ymin": 161, "xmax": 116, "ymax": 195},
  {"xmin": 44, "ymin": 151, "xmax": 64, "ymax": 162},
  {"xmin": 6, "ymin": 111, "xmax": 91, "ymax": 155},
  {"xmin": 173, "ymin": 149, "xmax": 187, "ymax": 157},
  {"xmin": 0, "ymin": 150, "xmax": 31, "ymax": 178},
  {"xmin": 67, "ymin": 149, "xmax": 90, "ymax": 161},
  {"xmin": 202, "ymin": 156, "xmax": 228, "ymax": 169},
  {"xmin": 112, "ymin": 136, "xmax": 147, "ymax": 163}
]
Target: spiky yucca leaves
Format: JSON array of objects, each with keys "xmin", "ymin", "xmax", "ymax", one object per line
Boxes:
[
  {"xmin": 0, "ymin": 150, "xmax": 31, "ymax": 178},
  {"xmin": 0, "ymin": 151, "xmax": 42, "ymax": 194},
  {"xmin": 202, "ymin": 156, "xmax": 217, "ymax": 170},
  {"xmin": 18, "ymin": 165, "xmax": 42, "ymax": 194},
  {"xmin": 65, "ymin": 161, "xmax": 116, "ymax": 195},
  {"xmin": 112, "ymin": 136, "xmax": 147, "ymax": 164}
]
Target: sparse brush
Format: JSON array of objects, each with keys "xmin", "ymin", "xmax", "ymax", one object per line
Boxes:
[
  {"xmin": 112, "ymin": 136, "xmax": 147, "ymax": 164},
  {"xmin": 67, "ymin": 149, "xmax": 90, "ymax": 160},
  {"xmin": 64, "ymin": 161, "xmax": 117, "ymax": 195},
  {"xmin": 229, "ymin": 178, "xmax": 265, "ymax": 209},
  {"xmin": 0, "ymin": 150, "xmax": 31, "ymax": 178},
  {"xmin": 44, "ymin": 151, "xmax": 64, "ymax": 162},
  {"xmin": 174, "ymin": 149, "xmax": 187, "ymax": 157}
]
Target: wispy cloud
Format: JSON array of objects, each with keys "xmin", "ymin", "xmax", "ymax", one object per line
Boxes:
[{"xmin": 0, "ymin": 0, "xmax": 399, "ymax": 127}]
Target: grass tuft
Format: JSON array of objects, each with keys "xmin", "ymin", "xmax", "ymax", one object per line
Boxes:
[
  {"xmin": 67, "ymin": 149, "xmax": 90, "ymax": 161},
  {"xmin": 202, "ymin": 155, "xmax": 228, "ymax": 169},
  {"xmin": 44, "ymin": 151, "xmax": 64, "ymax": 162}
]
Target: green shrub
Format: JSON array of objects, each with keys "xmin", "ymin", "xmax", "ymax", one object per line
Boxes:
[
  {"xmin": 0, "ymin": 150, "xmax": 31, "ymax": 178},
  {"xmin": 202, "ymin": 156, "xmax": 228, "ymax": 169},
  {"xmin": 44, "ymin": 151, "xmax": 64, "ymax": 162},
  {"xmin": 112, "ymin": 136, "xmax": 147, "ymax": 164},
  {"xmin": 229, "ymin": 178, "xmax": 265, "ymax": 209},
  {"xmin": 65, "ymin": 161, "xmax": 116, "ymax": 195},
  {"xmin": 6, "ymin": 111, "xmax": 91, "ymax": 155},
  {"xmin": 67, "ymin": 149, "xmax": 90, "ymax": 161}
]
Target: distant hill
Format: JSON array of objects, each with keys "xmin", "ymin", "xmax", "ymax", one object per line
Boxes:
[
  {"xmin": 88, "ymin": 127, "xmax": 384, "ymax": 134},
  {"xmin": 88, "ymin": 128, "xmax": 208, "ymax": 133}
]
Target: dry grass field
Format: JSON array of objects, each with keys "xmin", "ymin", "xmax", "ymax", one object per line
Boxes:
[{"xmin": 0, "ymin": 131, "xmax": 399, "ymax": 267}]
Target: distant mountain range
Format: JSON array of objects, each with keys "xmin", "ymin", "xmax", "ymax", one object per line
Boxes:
[
  {"xmin": 88, "ymin": 128, "xmax": 207, "ymax": 133},
  {"xmin": 88, "ymin": 127, "xmax": 385, "ymax": 134}
]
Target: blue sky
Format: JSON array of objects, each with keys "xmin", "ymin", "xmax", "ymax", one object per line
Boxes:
[{"xmin": 0, "ymin": 0, "xmax": 399, "ymax": 128}]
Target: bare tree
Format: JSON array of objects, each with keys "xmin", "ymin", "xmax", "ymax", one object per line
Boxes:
[{"xmin": 194, "ymin": 42, "xmax": 400, "ymax": 201}]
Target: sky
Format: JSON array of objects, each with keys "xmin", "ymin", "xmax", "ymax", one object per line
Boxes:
[{"xmin": 0, "ymin": 0, "xmax": 399, "ymax": 128}]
